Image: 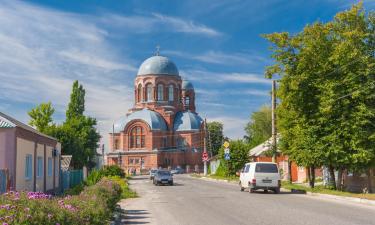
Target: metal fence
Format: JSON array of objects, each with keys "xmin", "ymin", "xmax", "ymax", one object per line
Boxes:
[
  {"xmin": 0, "ymin": 169, "xmax": 9, "ymax": 194},
  {"xmin": 61, "ymin": 169, "xmax": 83, "ymax": 192}
]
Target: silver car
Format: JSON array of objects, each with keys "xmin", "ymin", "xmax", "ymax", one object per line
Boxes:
[
  {"xmin": 149, "ymin": 169, "xmax": 158, "ymax": 180},
  {"xmin": 153, "ymin": 170, "xmax": 173, "ymax": 186}
]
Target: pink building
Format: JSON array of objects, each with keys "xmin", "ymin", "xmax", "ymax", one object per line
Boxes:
[{"xmin": 0, "ymin": 112, "xmax": 61, "ymax": 192}]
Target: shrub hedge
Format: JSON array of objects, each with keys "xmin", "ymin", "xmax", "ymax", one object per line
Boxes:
[{"xmin": 0, "ymin": 177, "xmax": 122, "ymax": 225}]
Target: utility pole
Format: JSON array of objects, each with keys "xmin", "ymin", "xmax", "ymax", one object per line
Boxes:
[
  {"xmin": 272, "ymin": 80, "xmax": 277, "ymax": 163},
  {"xmin": 205, "ymin": 119, "xmax": 213, "ymax": 158},
  {"xmin": 203, "ymin": 119, "xmax": 208, "ymax": 176}
]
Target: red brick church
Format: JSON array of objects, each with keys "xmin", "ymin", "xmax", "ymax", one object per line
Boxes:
[{"xmin": 107, "ymin": 53, "xmax": 205, "ymax": 174}]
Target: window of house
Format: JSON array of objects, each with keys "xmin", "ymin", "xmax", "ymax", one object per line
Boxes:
[
  {"xmin": 157, "ymin": 84, "xmax": 164, "ymax": 101},
  {"xmin": 25, "ymin": 154, "xmax": 32, "ymax": 180},
  {"xmin": 137, "ymin": 84, "xmax": 143, "ymax": 102},
  {"xmin": 129, "ymin": 158, "xmax": 134, "ymax": 164},
  {"xmin": 37, "ymin": 156, "xmax": 43, "ymax": 178},
  {"xmin": 146, "ymin": 84, "xmax": 153, "ymax": 102},
  {"xmin": 135, "ymin": 158, "xmax": 140, "ymax": 164},
  {"xmin": 130, "ymin": 126, "xmax": 145, "ymax": 148},
  {"xmin": 168, "ymin": 84, "xmax": 174, "ymax": 101},
  {"xmin": 48, "ymin": 157, "xmax": 53, "ymax": 177}
]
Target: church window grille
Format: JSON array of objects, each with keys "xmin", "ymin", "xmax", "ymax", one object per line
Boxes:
[
  {"xmin": 157, "ymin": 84, "xmax": 164, "ymax": 101},
  {"xmin": 146, "ymin": 84, "xmax": 153, "ymax": 102},
  {"xmin": 137, "ymin": 84, "xmax": 142, "ymax": 102},
  {"xmin": 168, "ymin": 85, "xmax": 174, "ymax": 101},
  {"xmin": 130, "ymin": 126, "xmax": 145, "ymax": 148}
]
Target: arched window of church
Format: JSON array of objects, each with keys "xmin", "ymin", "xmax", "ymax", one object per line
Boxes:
[
  {"xmin": 130, "ymin": 126, "xmax": 145, "ymax": 148},
  {"xmin": 157, "ymin": 84, "xmax": 164, "ymax": 101},
  {"xmin": 137, "ymin": 84, "xmax": 142, "ymax": 102},
  {"xmin": 146, "ymin": 84, "xmax": 153, "ymax": 102},
  {"xmin": 168, "ymin": 84, "xmax": 174, "ymax": 101}
]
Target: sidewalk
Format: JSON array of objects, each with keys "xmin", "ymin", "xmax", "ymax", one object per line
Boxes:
[{"xmin": 192, "ymin": 175, "xmax": 375, "ymax": 207}]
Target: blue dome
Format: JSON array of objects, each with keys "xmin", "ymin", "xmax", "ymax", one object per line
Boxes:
[
  {"xmin": 182, "ymin": 79, "xmax": 194, "ymax": 90},
  {"xmin": 137, "ymin": 56, "xmax": 179, "ymax": 76},
  {"xmin": 113, "ymin": 109, "xmax": 168, "ymax": 133},
  {"xmin": 173, "ymin": 111, "xmax": 203, "ymax": 131}
]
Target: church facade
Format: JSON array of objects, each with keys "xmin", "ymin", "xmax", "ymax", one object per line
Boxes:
[{"xmin": 107, "ymin": 54, "xmax": 205, "ymax": 174}]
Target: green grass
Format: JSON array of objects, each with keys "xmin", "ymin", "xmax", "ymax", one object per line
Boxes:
[
  {"xmin": 281, "ymin": 181, "xmax": 375, "ymax": 200},
  {"xmin": 191, "ymin": 173, "xmax": 239, "ymax": 182}
]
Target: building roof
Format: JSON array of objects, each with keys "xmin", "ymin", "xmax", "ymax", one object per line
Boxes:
[
  {"xmin": 113, "ymin": 109, "xmax": 168, "ymax": 133},
  {"xmin": 173, "ymin": 111, "xmax": 203, "ymax": 131},
  {"xmin": 182, "ymin": 79, "xmax": 194, "ymax": 90},
  {"xmin": 248, "ymin": 137, "xmax": 280, "ymax": 157},
  {"xmin": 137, "ymin": 55, "xmax": 179, "ymax": 76},
  {"xmin": 0, "ymin": 112, "xmax": 57, "ymax": 141}
]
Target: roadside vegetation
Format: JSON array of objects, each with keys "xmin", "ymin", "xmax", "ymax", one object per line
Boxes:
[
  {"xmin": 0, "ymin": 165, "xmax": 136, "ymax": 225},
  {"xmin": 282, "ymin": 181, "xmax": 375, "ymax": 201}
]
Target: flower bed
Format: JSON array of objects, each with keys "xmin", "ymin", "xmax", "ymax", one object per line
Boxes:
[{"xmin": 0, "ymin": 178, "xmax": 122, "ymax": 225}]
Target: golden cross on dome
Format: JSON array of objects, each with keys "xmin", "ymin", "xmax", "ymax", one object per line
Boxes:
[{"xmin": 155, "ymin": 45, "xmax": 160, "ymax": 56}]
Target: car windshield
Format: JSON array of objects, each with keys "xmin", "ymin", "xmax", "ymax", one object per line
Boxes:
[
  {"xmin": 151, "ymin": 170, "xmax": 157, "ymax": 173},
  {"xmin": 255, "ymin": 164, "xmax": 278, "ymax": 173},
  {"xmin": 158, "ymin": 171, "xmax": 171, "ymax": 176}
]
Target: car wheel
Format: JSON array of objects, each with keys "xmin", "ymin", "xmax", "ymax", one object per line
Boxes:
[
  {"xmin": 170, "ymin": 182, "xmax": 173, "ymax": 186},
  {"xmin": 239, "ymin": 182, "xmax": 244, "ymax": 192},
  {"xmin": 274, "ymin": 188, "xmax": 280, "ymax": 194},
  {"xmin": 263, "ymin": 190, "xmax": 268, "ymax": 193}
]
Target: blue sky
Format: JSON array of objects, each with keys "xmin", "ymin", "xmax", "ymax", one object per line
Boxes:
[{"xmin": 0, "ymin": 0, "xmax": 374, "ymax": 149}]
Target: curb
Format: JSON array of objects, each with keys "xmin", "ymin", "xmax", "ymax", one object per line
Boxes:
[
  {"xmin": 303, "ymin": 191, "xmax": 375, "ymax": 207},
  {"xmin": 192, "ymin": 175, "xmax": 375, "ymax": 207}
]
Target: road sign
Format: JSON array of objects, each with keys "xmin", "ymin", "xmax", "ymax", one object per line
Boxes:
[
  {"xmin": 223, "ymin": 141, "xmax": 230, "ymax": 148},
  {"xmin": 224, "ymin": 148, "xmax": 230, "ymax": 154},
  {"xmin": 202, "ymin": 152, "xmax": 209, "ymax": 161},
  {"xmin": 224, "ymin": 153, "xmax": 230, "ymax": 160}
]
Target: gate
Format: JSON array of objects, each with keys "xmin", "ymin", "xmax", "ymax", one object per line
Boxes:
[
  {"xmin": 61, "ymin": 169, "xmax": 83, "ymax": 192},
  {"xmin": 0, "ymin": 169, "xmax": 9, "ymax": 194}
]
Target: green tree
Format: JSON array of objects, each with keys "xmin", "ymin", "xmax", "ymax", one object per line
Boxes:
[
  {"xmin": 244, "ymin": 105, "xmax": 272, "ymax": 147},
  {"xmin": 66, "ymin": 80, "xmax": 85, "ymax": 120},
  {"xmin": 207, "ymin": 121, "xmax": 224, "ymax": 156},
  {"xmin": 28, "ymin": 102, "xmax": 55, "ymax": 133},
  {"xmin": 218, "ymin": 140, "xmax": 250, "ymax": 176},
  {"xmin": 264, "ymin": 3, "xmax": 375, "ymax": 189}
]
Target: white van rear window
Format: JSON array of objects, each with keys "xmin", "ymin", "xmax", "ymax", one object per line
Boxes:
[{"xmin": 255, "ymin": 164, "xmax": 278, "ymax": 173}]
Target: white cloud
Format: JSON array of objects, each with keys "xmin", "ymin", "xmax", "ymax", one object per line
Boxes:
[
  {"xmin": 152, "ymin": 13, "xmax": 221, "ymax": 37},
  {"xmin": 181, "ymin": 70, "xmax": 271, "ymax": 85},
  {"xmin": 99, "ymin": 12, "xmax": 222, "ymax": 37},
  {"xmin": 207, "ymin": 116, "xmax": 247, "ymax": 139},
  {"xmin": 0, "ymin": 0, "xmax": 135, "ymax": 150}
]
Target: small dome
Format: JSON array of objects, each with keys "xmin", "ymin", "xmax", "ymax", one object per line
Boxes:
[
  {"xmin": 182, "ymin": 79, "xmax": 194, "ymax": 90},
  {"xmin": 137, "ymin": 56, "xmax": 179, "ymax": 76},
  {"xmin": 113, "ymin": 109, "xmax": 168, "ymax": 133},
  {"xmin": 173, "ymin": 111, "xmax": 203, "ymax": 131}
]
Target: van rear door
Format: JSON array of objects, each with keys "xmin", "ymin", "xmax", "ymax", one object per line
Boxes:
[{"xmin": 254, "ymin": 163, "xmax": 279, "ymax": 187}]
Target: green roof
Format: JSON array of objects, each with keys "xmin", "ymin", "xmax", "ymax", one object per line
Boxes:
[{"xmin": 0, "ymin": 117, "xmax": 15, "ymax": 128}]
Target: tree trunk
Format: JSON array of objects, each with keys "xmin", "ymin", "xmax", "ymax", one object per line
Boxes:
[
  {"xmin": 329, "ymin": 166, "xmax": 336, "ymax": 190},
  {"xmin": 336, "ymin": 168, "xmax": 343, "ymax": 191},
  {"xmin": 366, "ymin": 169, "xmax": 373, "ymax": 193},
  {"xmin": 307, "ymin": 166, "xmax": 311, "ymax": 185},
  {"xmin": 288, "ymin": 160, "xmax": 293, "ymax": 184},
  {"xmin": 309, "ymin": 166, "xmax": 315, "ymax": 188}
]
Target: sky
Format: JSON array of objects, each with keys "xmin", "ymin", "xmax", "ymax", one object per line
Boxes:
[{"xmin": 0, "ymin": 0, "xmax": 374, "ymax": 150}]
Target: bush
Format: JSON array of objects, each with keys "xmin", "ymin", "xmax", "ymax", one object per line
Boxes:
[
  {"xmin": 102, "ymin": 165, "xmax": 125, "ymax": 178},
  {"xmin": 85, "ymin": 165, "xmax": 125, "ymax": 187},
  {"xmin": 0, "ymin": 178, "xmax": 122, "ymax": 225}
]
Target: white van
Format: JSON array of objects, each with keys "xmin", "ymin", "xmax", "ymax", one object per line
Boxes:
[{"xmin": 239, "ymin": 162, "xmax": 281, "ymax": 193}]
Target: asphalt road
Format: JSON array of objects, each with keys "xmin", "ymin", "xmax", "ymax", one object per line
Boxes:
[{"xmin": 118, "ymin": 174, "xmax": 375, "ymax": 225}]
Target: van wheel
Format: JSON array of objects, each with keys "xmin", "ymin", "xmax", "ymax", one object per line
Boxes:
[
  {"xmin": 239, "ymin": 182, "xmax": 244, "ymax": 191},
  {"xmin": 249, "ymin": 188, "xmax": 254, "ymax": 193}
]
